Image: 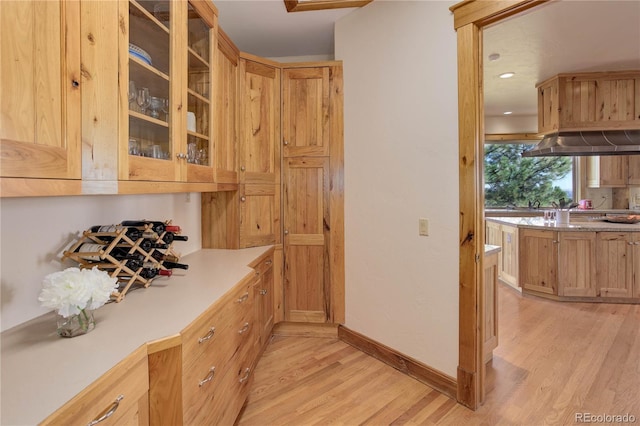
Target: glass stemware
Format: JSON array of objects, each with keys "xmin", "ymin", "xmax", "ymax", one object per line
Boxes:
[
  {"xmin": 161, "ymin": 98, "xmax": 170, "ymax": 122},
  {"xmin": 128, "ymin": 81, "xmax": 137, "ymax": 110},
  {"xmin": 136, "ymin": 87, "xmax": 151, "ymax": 114}
]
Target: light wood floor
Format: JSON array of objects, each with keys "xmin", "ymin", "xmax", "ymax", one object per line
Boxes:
[{"xmin": 236, "ymin": 284, "xmax": 640, "ymax": 425}]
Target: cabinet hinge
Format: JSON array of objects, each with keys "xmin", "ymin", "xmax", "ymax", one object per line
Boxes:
[{"xmin": 475, "ymin": 253, "xmax": 480, "ymax": 263}]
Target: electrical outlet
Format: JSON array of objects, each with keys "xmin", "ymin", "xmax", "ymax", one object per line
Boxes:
[{"xmin": 419, "ymin": 218, "xmax": 429, "ymax": 236}]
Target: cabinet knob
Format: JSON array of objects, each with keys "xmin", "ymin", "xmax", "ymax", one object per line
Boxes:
[
  {"xmin": 283, "ymin": 140, "xmax": 289, "ymax": 146},
  {"xmin": 240, "ymin": 196, "xmax": 246, "ymax": 202},
  {"xmin": 176, "ymin": 153, "xmax": 186, "ymax": 160},
  {"xmin": 260, "ymin": 289, "xmax": 268, "ymax": 295},
  {"xmin": 284, "ymin": 230, "xmax": 289, "ymax": 235},
  {"xmin": 240, "ymin": 165, "xmax": 246, "ymax": 171}
]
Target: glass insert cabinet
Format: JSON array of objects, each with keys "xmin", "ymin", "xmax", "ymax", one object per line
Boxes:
[{"xmin": 121, "ymin": 0, "xmax": 215, "ymax": 182}]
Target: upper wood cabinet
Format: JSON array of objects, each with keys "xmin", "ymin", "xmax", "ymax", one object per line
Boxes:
[
  {"xmin": 239, "ymin": 58, "xmax": 281, "ymax": 184},
  {"xmin": 587, "ymin": 155, "xmax": 640, "ymax": 188},
  {"xmin": 627, "ymin": 156, "xmax": 640, "ymax": 185},
  {"xmin": 282, "ymin": 67, "xmax": 330, "ymax": 157},
  {"xmin": 214, "ymin": 29, "xmax": 239, "ymax": 184},
  {"xmin": 537, "ymin": 71, "xmax": 640, "ymax": 135},
  {"xmin": 0, "ymin": 0, "xmax": 81, "ymax": 180},
  {"xmin": 118, "ymin": 0, "xmax": 217, "ymax": 183}
]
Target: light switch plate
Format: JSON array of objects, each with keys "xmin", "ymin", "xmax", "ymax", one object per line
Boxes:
[{"xmin": 419, "ymin": 218, "xmax": 429, "ymax": 236}]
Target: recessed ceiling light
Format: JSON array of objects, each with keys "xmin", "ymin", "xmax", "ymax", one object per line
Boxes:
[
  {"xmin": 488, "ymin": 53, "xmax": 500, "ymax": 61},
  {"xmin": 503, "ymin": 111, "xmax": 513, "ymax": 115},
  {"xmin": 499, "ymin": 72, "xmax": 515, "ymax": 79}
]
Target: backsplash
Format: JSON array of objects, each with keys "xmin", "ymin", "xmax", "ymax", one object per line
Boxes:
[{"xmin": 0, "ymin": 193, "xmax": 202, "ymax": 331}]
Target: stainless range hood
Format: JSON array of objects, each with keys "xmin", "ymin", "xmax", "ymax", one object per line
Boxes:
[{"xmin": 521, "ymin": 129, "xmax": 640, "ymax": 157}]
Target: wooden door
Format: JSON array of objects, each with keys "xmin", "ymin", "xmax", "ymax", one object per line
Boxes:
[
  {"xmin": 239, "ymin": 59, "xmax": 280, "ymax": 185},
  {"xmin": 0, "ymin": 0, "xmax": 81, "ymax": 179},
  {"xmin": 558, "ymin": 232, "xmax": 596, "ymax": 297},
  {"xmin": 628, "ymin": 156, "xmax": 640, "ymax": 186},
  {"xmin": 519, "ymin": 229, "xmax": 558, "ymax": 295},
  {"xmin": 282, "ymin": 67, "xmax": 330, "ymax": 157},
  {"xmin": 214, "ymin": 30, "xmax": 238, "ymax": 184},
  {"xmin": 596, "ymin": 232, "xmax": 634, "ymax": 298},
  {"xmin": 240, "ymin": 184, "xmax": 279, "ymax": 248},
  {"xmin": 283, "ymin": 157, "xmax": 329, "ymax": 323}
]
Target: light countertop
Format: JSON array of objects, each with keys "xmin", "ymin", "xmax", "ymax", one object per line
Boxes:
[
  {"xmin": 484, "ymin": 244, "xmax": 501, "ymax": 256},
  {"xmin": 0, "ymin": 246, "xmax": 272, "ymax": 426},
  {"xmin": 486, "ymin": 216, "xmax": 640, "ymax": 232}
]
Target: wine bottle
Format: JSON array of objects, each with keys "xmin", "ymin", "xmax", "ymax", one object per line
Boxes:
[
  {"xmin": 75, "ymin": 243, "xmax": 144, "ymax": 262},
  {"xmin": 89, "ymin": 225, "xmax": 141, "ymax": 241},
  {"xmin": 139, "ymin": 240, "xmax": 168, "ymax": 252},
  {"xmin": 121, "ymin": 220, "xmax": 169, "ymax": 235},
  {"xmin": 162, "ymin": 232, "xmax": 189, "ymax": 244},
  {"xmin": 139, "ymin": 268, "xmax": 172, "ymax": 279},
  {"xmin": 151, "ymin": 251, "xmax": 180, "ymax": 263},
  {"xmin": 160, "ymin": 261, "xmax": 189, "ymax": 270}
]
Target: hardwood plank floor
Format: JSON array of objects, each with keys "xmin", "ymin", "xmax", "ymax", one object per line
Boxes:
[{"xmin": 237, "ymin": 284, "xmax": 640, "ymax": 425}]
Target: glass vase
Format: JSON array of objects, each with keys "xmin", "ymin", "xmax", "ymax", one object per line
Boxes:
[{"xmin": 56, "ymin": 309, "xmax": 95, "ymax": 338}]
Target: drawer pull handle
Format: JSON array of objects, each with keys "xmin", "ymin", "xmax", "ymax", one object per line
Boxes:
[
  {"xmin": 260, "ymin": 289, "xmax": 268, "ymax": 296},
  {"xmin": 239, "ymin": 367, "xmax": 251, "ymax": 384},
  {"xmin": 238, "ymin": 322, "xmax": 250, "ymax": 334},
  {"xmin": 237, "ymin": 292, "xmax": 249, "ymax": 303},
  {"xmin": 86, "ymin": 395, "xmax": 124, "ymax": 426},
  {"xmin": 198, "ymin": 327, "xmax": 216, "ymax": 343},
  {"xmin": 199, "ymin": 367, "xmax": 216, "ymax": 387},
  {"xmin": 265, "ymin": 259, "xmax": 272, "ymax": 265}
]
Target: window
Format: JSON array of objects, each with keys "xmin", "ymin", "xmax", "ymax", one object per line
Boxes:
[{"xmin": 484, "ymin": 142, "xmax": 575, "ymax": 208}]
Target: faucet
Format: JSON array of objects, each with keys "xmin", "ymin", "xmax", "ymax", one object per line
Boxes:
[{"xmin": 528, "ymin": 199, "xmax": 541, "ymax": 210}]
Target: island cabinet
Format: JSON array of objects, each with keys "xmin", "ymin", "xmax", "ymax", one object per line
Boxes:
[
  {"xmin": 0, "ymin": 0, "xmax": 81, "ymax": 181},
  {"xmin": 596, "ymin": 232, "xmax": 640, "ymax": 298},
  {"xmin": 519, "ymin": 229, "xmax": 558, "ymax": 295},
  {"xmin": 41, "ymin": 346, "xmax": 149, "ymax": 426},
  {"xmin": 483, "ymin": 246, "xmax": 500, "ymax": 363},
  {"xmin": 485, "ymin": 221, "xmax": 519, "ymax": 289},
  {"xmin": 557, "ymin": 232, "xmax": 597, "ymax": 297}
]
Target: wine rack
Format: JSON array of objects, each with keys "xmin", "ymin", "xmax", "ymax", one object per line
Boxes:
[{"xmin": 62, "ymin": 221, "xmax": 185, "ymax": 302}]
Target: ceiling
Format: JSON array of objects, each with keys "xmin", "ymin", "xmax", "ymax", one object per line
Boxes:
[{"xmin": 215, "ymin": 0, "xmax": 640, "ymax": 118}]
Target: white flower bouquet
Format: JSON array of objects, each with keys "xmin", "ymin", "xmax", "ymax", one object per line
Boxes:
[{"xmin": 39, "ymin": 267, "xmax": 118, "ymax": 318}]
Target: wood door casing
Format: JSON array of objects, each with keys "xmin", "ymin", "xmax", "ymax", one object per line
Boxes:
[
  {"xmin": 240, "ymin": 59, "xmax": 280, "ymax": 185},
  {"xmin": 0, "ymin": 0, "xmax": 81, "ymax": 179},
  {"xmin": 284, "ymin": 157, "xmax": 329, "ymax": 323},
  {"xmin": 282, "ymin": 67, "xmax": 330, "ymax": 157}
]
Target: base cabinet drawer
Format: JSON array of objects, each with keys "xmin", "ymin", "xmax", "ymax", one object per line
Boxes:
[{"xmin": 41, "ymin": 346, "xmax": 149, "ymax": 426}]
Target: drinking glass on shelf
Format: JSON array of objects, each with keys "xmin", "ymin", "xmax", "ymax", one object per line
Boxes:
[
  {"xmin": 187, "ymin": 142, "xmax": 197, "ymax": 164},
  {"xmin": 128, "ymin": 81, "xmax": 137, "ymax": 111},
  {"xmin": 128, "ymin": 138, "xmax": 140, "ymax": 156},
  {"xmin": 136, "ymin": 87, "xmax": 151, "ymax": 114},
  {"xmin": 161, "ymin": 98, "xmax": 170, "ymax": 122}
]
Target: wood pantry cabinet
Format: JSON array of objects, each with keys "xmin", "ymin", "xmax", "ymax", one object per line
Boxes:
[
  {"xmin": 41, "ymin": 346, "xmax": 149, "ymax": 426},
  {"xmin": 596, "ymin": 232, "xmax": 640, "ymax": 298},
  {"xmin": 0, "ymin": 0, "xmax": 81, "ymax": 180}
]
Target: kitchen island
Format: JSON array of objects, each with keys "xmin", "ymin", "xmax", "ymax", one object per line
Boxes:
[
  {"xmin": 486, "ymin": 216, "xmax": 640, "ymax": 303},
  {"xmin": 0, "ymin": 246, "xmax": 273, "ymax": 425}
]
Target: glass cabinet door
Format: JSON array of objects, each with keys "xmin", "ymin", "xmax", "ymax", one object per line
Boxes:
[
  {"xmin": 125, "ymin": 0, "xmax": 174, "ymax": 179},
  {"xmin": 185, "ymin": 2, "xmax": 214, "ymax": 181}
]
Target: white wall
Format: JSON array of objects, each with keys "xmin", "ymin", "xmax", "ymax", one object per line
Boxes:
[
  {"xmin": 0, "ymin": 193, "xmax": 202, "ymax": 331},
  {"xmin": 485, "ymin": 115, "xmax": 537, "ymax": 134},
  {"xmin": 335, "ymin": 0, "xmax": 459, "ymax": 377}
]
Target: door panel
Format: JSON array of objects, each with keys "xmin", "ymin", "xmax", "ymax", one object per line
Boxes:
[
  {"xmin": 284, "ymin": 157, "xmax": 329, "ymax": 322},
  {"xmin": 519, "ymin": 229, "xmax": 558, "ymax": 295},
  {"xmin": 282, "ymin": 68, "xmax": 330, "ymax": 158},
  {"xmin": 240, "ymin": 184, "xmax": 277, "ymax": 248},
  {"xmin": 558, "ymin": 232, "xmax": 596, "ymax": 297},
  {"xmin": 596, "ymin": 232, "xmax": 634, "ymax": 298}
]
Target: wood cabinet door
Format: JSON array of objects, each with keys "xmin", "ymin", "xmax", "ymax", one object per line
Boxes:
[
  {"xmin": 239, "ymin": 59, "xmax": 280, "ymax": 185},
  {"xmin": 599, "ymin": 156, "xmax": 628, "ymax": 187},
  {"xmin": 284, "ymin": 157, "xmax": 329, "ymax": 323},
  {"xmin": 282, "ymin": 67, "xmax": 330, "ymax": 157},
  {"xmin": 0, "ymin": 0, "xmax": 81, "ymax": 179},
  {"xmin": 596, "ymin": 232, "xmax": 634, "ymax": 298},
  {"xmin": 483, "ymin": 251, "xmax": 499, "ymax": 363},
  {"xmin": 485, "ymin": 221, "xmax": 503, "ymax": 280},
  {"xmin": 500, "ymin": 225, "xmax": 519, "ymax": 288},
  {"xmin": 519, "ymin": 229, "xmax": 558, "ymax": 295},
  {"xmin": 558, "ymin": 231, "xmax": 596, "ymax": 297},
  {"xmin": 628, "ymin": 156, "xmax": 640, "ymax": 186},
  {"xmin": 214, "ymin": 32, "xmax": 239, "ymax": 184},
  {"xmin": 240, "ymin": 184, "xmax": 279, "ymax": 248}
]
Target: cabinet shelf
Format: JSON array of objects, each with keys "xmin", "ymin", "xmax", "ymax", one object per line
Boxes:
[
  {"xmin": 187, "ymin": 130, "xmax": 209, "ymax": 141},
  {"xmin": 130, "ymin": 56, "xmax": 170, "ymax": 83},
  {"xmin": 187, "ymin": 88, "xmax": 210, "ymax": 104},
  {"xmin": 130, "ymin": 0, "xmax": 170, "ymax": 34},
  {"xmin": 188, "ymin": 47, "xmax": 210, "ymax": 70},
  {"xmin": 130, "ymin": 110, "xmax": 169, "ymax": 128}
]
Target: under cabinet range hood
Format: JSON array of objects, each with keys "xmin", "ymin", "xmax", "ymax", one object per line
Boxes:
[{"xmin": 521, "ymin": 130, "xmax": 640, "ymax": 157}]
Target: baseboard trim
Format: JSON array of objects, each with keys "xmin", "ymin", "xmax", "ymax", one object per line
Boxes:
[
  {"xmin": 338, "ymin": 325, "xmax": 457, "ymax": 399},
  {"xmin": 272, "ymin": 321, "xmax": 339, "ymax": 338}
]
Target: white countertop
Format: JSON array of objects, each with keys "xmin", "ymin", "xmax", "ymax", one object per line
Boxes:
[
  {"xmin": 0, "ymin": 246, "xmax": 272, "ymax": 426},
  {"xmin": 486, "ymin": 216, "xmax": 640, "ymax": 232},
  {"xmin": 484, "ymin": 244, "xmax": 501, "ymax": 256}
]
